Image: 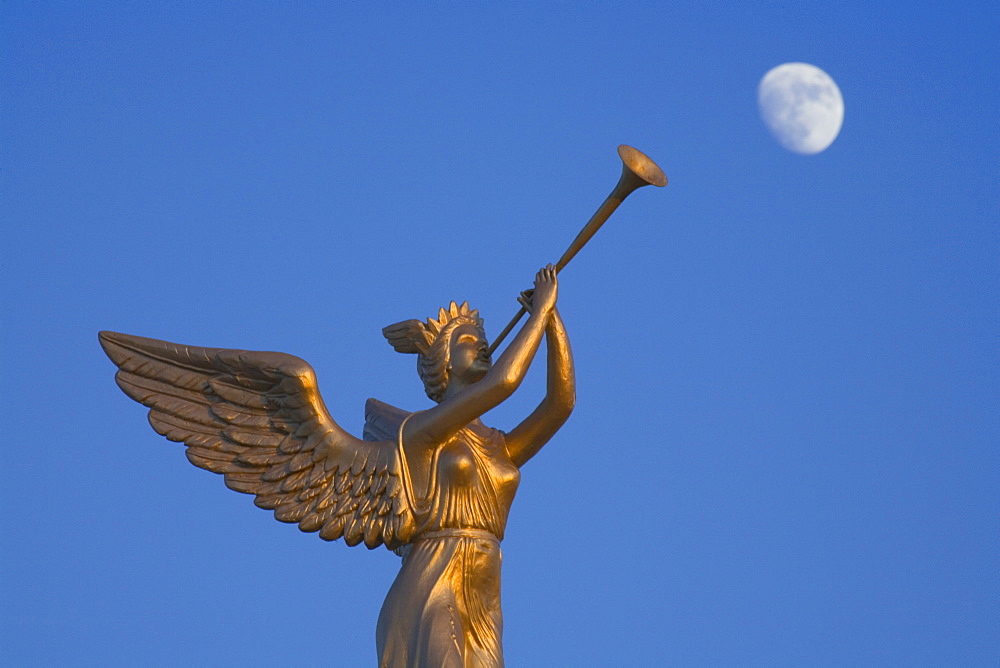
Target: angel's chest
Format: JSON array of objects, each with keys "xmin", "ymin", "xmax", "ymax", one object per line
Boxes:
[{"xmin": 437, "ymin": 437, "xmax": 520, "ymax": 498}]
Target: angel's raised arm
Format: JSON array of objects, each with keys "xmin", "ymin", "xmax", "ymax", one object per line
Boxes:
[
  {"xmin": 503, "ymin": 306, "xmax": 575, "ymax": 467},
  {"xmin": 402, "ymin": 266, "xmax": 559, "ymax": 453}
]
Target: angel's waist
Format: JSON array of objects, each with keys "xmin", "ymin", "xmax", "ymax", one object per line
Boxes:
[{"xmin": 411, "ymin": 528, "xmax": 501, "ymax": 546}]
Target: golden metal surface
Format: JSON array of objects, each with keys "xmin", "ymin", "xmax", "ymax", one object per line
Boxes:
[
  {"xmin": 100, "ymin": 146, "xmax": 665, "ymax": 667},
  {"xmin": 486, "ymin": 145, "xmax": 666, "ymax": 355}
]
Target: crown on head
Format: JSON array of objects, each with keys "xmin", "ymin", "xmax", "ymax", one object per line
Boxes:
[
  {"xmin": 425, "ymin": 301, "xmax": 481, "ymax": 337},
  {"xmin": 382, "ymin": 301, "xmax": 483, "ymax": 355}
]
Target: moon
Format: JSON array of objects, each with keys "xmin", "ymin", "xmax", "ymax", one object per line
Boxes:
[{"xmin": 758, "ymin": 63, "xmax": 844, "ymax": 155}]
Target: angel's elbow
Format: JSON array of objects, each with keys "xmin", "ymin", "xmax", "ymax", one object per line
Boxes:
[
  {"xmin": 490, "ymin": 371, "xmax": 522, "ymax": 397},
  {"xmin": 555, "ymin": 391, "xmax": 576, "ymax": 419},
  {"xmin": 499, "ymin": 373, "xmax": 522, "ymax": 395},
  {"xmin": 551, "ymin": 375, "xmax": 575, "ymax": 413}
]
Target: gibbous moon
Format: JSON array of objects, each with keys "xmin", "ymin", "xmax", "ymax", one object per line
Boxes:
[{"xmin": 758, "ymin": 62, "xmax": 844, "ymax": 155}]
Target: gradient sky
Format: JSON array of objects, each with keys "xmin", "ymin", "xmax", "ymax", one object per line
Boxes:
[{"xmin": 3, "ymin": 3, "xmax": 997, "ymax": 666}]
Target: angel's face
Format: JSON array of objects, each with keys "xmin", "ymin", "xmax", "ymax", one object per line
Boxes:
[{"xmin": 448, "ymin": 323, "xmax": 492, "ymax": 384}]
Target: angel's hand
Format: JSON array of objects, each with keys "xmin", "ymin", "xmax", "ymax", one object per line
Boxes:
[
  {"xmin": 532, "ymin": 264, "xmax": 558, "ymax": 314},
  {"xmin": 517, "ymin": 288, "xmax": 535, "ymax": 313}
]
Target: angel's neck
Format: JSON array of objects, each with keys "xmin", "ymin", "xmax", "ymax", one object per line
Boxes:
[{"xmin": 437, "ymin": 383, "xmax": 485, "ymax": 428}]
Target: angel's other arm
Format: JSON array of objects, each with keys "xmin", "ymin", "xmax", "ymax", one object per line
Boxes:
[
  {"xmin": 403, "ymin": 266, "xmax": 558, "ymax": 453},
  {"xmin": 503, "ymin": 306, "xmax": 575, "ymax": 467}
]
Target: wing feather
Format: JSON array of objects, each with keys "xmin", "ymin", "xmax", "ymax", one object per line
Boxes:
[
  {"xmin": 99, "ymin": 331, "xmax": 416, "ymax": 549},
  {"xmin": 363, "ymin": 398, "xmax": 410, "ymax": 442},
  {"xmin": 319, "ymin": 516, "xmax": 346, "ymax": 541},
  {"xmin": 207, "ymin": 379, "xmax": 271, "ymax": 408}
]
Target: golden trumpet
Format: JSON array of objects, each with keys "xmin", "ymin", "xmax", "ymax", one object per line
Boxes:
[{"xmin": 487, "ymin": 145, "xmax": 667, "ymax": 355}]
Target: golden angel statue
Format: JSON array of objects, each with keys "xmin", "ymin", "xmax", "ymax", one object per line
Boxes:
[
  {"xmin": 100, "ymin": 265, "xmax": 574, "ymax": 667},
  {"xmin": 101, "ymin": 145, "xmax": 666, "ymax": 666}
]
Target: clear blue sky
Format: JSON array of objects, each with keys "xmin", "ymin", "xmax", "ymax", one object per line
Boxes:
[{"xmin": 3, "ymin": 3, "xmax": 997, "ymax": 665}]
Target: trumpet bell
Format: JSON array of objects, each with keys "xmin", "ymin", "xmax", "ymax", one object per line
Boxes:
[{"xmin": 618, "ymin": 144, "xmax": 668, "ymax": 189}]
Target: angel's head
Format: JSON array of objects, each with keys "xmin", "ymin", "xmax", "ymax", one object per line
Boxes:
[{"xmin": 382, "ymin": 301, "xmax": 490, "ymax": 403}]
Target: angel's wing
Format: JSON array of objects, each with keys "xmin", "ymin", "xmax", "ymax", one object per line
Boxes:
[
  {"xmin": 364, "ymin": 398, "xmax": 411, "ymax": 443},
  {"xmin": 99, "ymin": 331, "xmax": 415, "ymax": 550}
]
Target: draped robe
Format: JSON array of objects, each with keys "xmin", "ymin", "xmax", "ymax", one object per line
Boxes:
[{"xmin": 376, "ymin": 421, "xmax": 520, "ymax": 668}]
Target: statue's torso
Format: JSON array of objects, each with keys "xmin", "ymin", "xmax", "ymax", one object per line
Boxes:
[
  {"xmin": 415, "ymin": 424, "xmax": 520, "ymax": 540},
  {"xmin": 378, "ymin": 424, "xmax": 519, "ymax": 667}
]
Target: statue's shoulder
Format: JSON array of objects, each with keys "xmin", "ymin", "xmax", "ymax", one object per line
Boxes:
[{"xmin": 454, "ymin": 420, "xmax": 506, "ymax": 450}]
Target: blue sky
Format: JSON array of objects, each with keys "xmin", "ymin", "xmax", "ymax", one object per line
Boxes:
[{"xmin": 2, "ymin": 3, "xmax": 997, "ymax": 665}]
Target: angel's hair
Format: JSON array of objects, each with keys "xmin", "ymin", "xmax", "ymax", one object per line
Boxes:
[{"xmin": 381, "ymin": 301, "xmax": 485, "ymax": 402}]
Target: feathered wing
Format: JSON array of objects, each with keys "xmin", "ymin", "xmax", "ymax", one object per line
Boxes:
[
  {"xmin": 363, "ymin": 398, "xmax": 411, "ymax": 443},
  {"xmin": 99, "ymin": 331, "xmax": 415, "ymax": 550}
]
